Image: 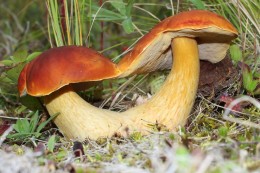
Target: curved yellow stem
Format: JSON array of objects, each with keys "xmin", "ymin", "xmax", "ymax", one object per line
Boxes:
[{"xmin": 44, "ymin": 37, "xmax": 199, "ymax": 140}]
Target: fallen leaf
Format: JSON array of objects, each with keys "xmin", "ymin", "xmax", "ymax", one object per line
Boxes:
[
  {"xmin": 0, "ymin": 121, "xmax": 11, "ymax": 135},
  {"xmin": 73, "ymin": 141, "xmax": 84, "ymax": 158},
  {"xmin": 219, "ymin": 94, "xmax": 243, "ymax": 112}
]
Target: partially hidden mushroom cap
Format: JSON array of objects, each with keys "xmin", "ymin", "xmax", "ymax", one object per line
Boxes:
[
  {"xmin": 18, "ymin": 46, "xmax": 120, "ymax": 96},
  {"xmin": 118, "ymin": 10, "xmax": 238, "ymax": 77}
]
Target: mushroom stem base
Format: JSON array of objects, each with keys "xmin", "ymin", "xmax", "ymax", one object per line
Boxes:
[{"xmin": 44, "ymin": 86, "xmax": 129, "ymax": 140}]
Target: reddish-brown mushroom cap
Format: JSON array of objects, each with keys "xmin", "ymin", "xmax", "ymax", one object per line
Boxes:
[
  {"xmin": 18, "ymin": 46, "xmax": 120, "ymax": 96},
  {"xmin": 118, "ymin": 10, "xmax": 238, "ymax": 77}
]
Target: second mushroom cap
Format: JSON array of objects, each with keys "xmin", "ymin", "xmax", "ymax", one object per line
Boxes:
[{"xmin": 118, "ymin": 10, "xmax": 238, "ymax": 77}]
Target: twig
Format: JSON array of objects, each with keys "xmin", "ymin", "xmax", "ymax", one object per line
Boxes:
[
  {"xmin": 0, "ymin": 115, "xmax": 28, "ymax": 120},
  {"xmin": 198, "ymin": 94, "xmax": 253, "ymax": 117},
  {"xmin": 0, "ymin": 125, "xmax": 13, "ymax": 147},
  {"xmin": 223, "ymin": 95, "xmax": 260, "ymax": 129},
  {"xmin": 196, "ymin": 154, "xmax": 214, "ymax": 173}
]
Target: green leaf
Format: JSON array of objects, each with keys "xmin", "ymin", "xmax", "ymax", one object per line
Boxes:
[
  {"xmin": 29, "ymin": 111, "xmax": 40, "ymax": 133},
  {"xmin": 15, "ymin": 105, "xmax": 27, "ymax": 114},
  {"xmin": 0, "ymin": 59, "xmax": 13, "ymax": 66},
  {"xmin": 242, "ymin": 65, "xmax": 257, "ymax": 92},
  {"xmin": 36, "ymin": 113, "xmax": 59, "ymax": 133},
  {"xmin": 110, "ymin": 0, "xmax": 126, "ymax": 16},
  {"xmin": 0, "ymin": 75, "xmax": 13, "ymax": 84},
  {"xmin": 230, "ymin": 44, "xmax": 242, "ymax": 62},
  {"xmin": 55, "ymin": 149, "xmax": 68, "ymax": 162},
  {"xmin": 218, "ymin": 126, "xmax": 228, "ymax": 137},
  {"xmin": 6, "ymin": 62, "xmax": 26, "ymax": 83},
  {"xmin": 7, "ymin": 133, "xmax": 32, "ymax": 139},
  {"xmin": 47, "ymin": 135, "xmax": 56, "ymax": 152},
  {"xmin": 188, "ymin": 0, "xmax": 206, "ymax": 9},
  {"xmin": 26, "ymin": 52, "xmax": 42, "ymax": 62},
  {"xmin": 7, "ymin": 111, "xmax": 43, "ymax": 140},
  {"xmin": 12, "ymin": 121, "xmax": 21, "ymax": 133},
  {"xmin": 176, "ymin": 145, "xmax": 189, "ymax": 156},
  {"xmin": 247, "ymin": 80, "xmax": 258, "ymax": 92},
  {"xmin": 13, "ymin": 119, "xmax": 30, "ymax": 133},
  {"xmin": 126, "ymin": 0, "xmax": 134, "ymax": 17},
  {"xmin": 19, "ymin": 95, "xmax": 43, "ymax": 110},
  {"xmin": 122, "ymin": 18, "xmax": 134, "ymax": 34},
  {"xmin": 11, "ymin": 50, "xmax": 28, "ymax": 63}
]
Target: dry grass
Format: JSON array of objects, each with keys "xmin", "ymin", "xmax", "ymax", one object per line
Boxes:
[{"xmin": 0, "ymin": 92, "xmax": 259, "ymax": 172}]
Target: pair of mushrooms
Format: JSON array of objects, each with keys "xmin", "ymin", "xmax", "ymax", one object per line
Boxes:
[{"xmin": 18, "ymin": 10, "xmax": 238, "ymax": 141}]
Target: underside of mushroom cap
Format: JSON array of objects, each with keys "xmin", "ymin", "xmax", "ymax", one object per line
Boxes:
[
  {"xmin": 18, "ymin": 46, "xmax": 120, "ymax": 96},
  {"xmin": 118, "ymin": 10, "xmax": 238, "ymax": 77}
]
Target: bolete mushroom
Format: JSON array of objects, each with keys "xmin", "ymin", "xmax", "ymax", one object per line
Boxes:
[{"xmin": 18, "ymin": 10, "xmax": 238, "ymax": 141}]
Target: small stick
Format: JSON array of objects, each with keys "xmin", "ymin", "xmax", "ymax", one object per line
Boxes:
[
  {"xmin": 0, "ymin": 125, "xmax": 13, "ymax": 147},
  {"xmin": 223, "ymin": 95, "xmax": 260, "ymax": 129}
]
